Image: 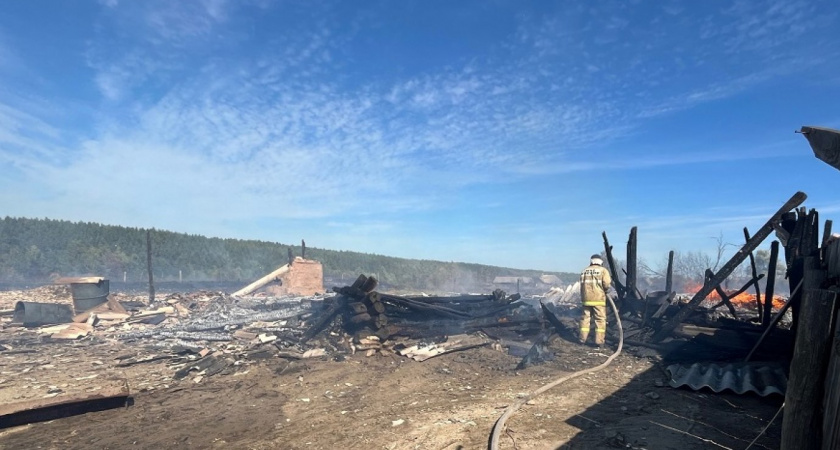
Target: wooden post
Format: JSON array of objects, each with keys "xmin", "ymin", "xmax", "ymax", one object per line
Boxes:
[
  {"xmin": 626, "ymin": 226, "xmax": 638, "ymax": 300},
  {"xmin": 146, "ymin": 229, "xmax": 155, "ymax": 303},
  {"xmin": 823, "ymin": 220, "xmax": 833, "ymax": 247},
  {"xmin": 665, "ymin": 250, "xmax": 674, "ymax": 296},
  {"xmin": 781, "ymin": 288, "xmax": 836, "ymax": 450},
  {"xmin": 744, "ymin": 227, "xmax": 763, "ymax": 322},
  {"xmin": 652, "ymin": 191, "xmax": 807, "ymax": 342},
  {"xmin": 602, "ymin": 231, "xmax": 626, "ymax": 298},
  {"xmin": 763, "ymin": 241, "xmax": 780, "ymax": 327},
  {"xmin": 823, "ymin": 306, "xmax": 840, "ymax": 450}
]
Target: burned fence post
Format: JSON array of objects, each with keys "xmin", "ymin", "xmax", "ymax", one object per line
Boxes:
[
  {"xmin": 652, "ymin": 191, "xmax": 807, "ymax": 342},
  {"xmin": 146, "ymin": 229, "xmax": 155, "ymax": 303},
  {"xmin": 602, "ymin": 231, "xmax": 626, "ymax": 299},
  {"xmin": 626, "ymin": 226, "xmax": 638, "ymax": 300},
  {"xmin": 665, "ymin": 250, "xmax": 674, "ymax": 296},
  {"xmin": 763, "ymin": 241, "xmax": 780, "ymax": 327},
  {"xmin": 781, "ymin": 287, "xmax": 835, "ymax": 450},
  {"xmin": 744, "ymin": 227, "xmax": 763, "ymax": 322},
  {"xmin": 823, "ymin": 220, "xmax": 834, "ymax": 247}
]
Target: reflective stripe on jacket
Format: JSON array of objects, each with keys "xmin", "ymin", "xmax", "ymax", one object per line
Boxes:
[{"xmin": 580, "ymin": 264, "xmax": 612, "ymax": 306}]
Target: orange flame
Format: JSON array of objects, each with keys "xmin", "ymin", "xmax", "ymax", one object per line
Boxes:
[{"xmin": 682, "ymin": 282, "xmax": 786, "ymax": 309}]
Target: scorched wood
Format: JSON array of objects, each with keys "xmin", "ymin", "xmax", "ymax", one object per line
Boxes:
[
  {"xmin": 0, "ymin": 383, "xmax": 131, "ymax": 428},
  {"xmin": 602, "ymin": 231, "xmax": 627, "ymax": 298},
  {"xmin": 763, "ymin": 241, "xmax": 780, "ymax": 327},
  {"xmin": 652, "ymin": 191, "xmax": 807, "ymax": 342},
  {"xmin": 743, "ymin": 227, "xmax": 763, "ymax": 322}
]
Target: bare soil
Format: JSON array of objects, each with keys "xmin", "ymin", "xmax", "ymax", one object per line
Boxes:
[{"xmin": 0, "ymin": 333, "xmax": 783, "ymax": 450}]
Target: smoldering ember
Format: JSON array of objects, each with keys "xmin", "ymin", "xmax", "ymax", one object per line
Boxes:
[{"xmin": 1, "ymin": 127, "xmax": 839, "ymax": 449}]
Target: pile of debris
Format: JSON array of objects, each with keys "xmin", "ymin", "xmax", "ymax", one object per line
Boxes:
[{"xmin": 2, "ymin": 272, "xmax": 549, "ymax": 390}]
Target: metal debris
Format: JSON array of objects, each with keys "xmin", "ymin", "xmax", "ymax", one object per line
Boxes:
[{"xmin": 665, "ymin": 362, "xmax": 787, "ymax": 396}]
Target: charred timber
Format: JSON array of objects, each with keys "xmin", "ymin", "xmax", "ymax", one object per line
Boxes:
[
  {"xmin": 705, "ymin": 269, "xmax": 739, "ymax": 319},
  {"xmin": 781, "ymin": 288, "xmax": 836, "ymax": 450},
  {"xmin": 763, "ymin": 241, "xmax": 780, "ymax": 327},
  {"xmin": 602, "ymin": 231, "xmax": 627, "ymax": 298},
  {"xmin": 744, "ymin": 227, "xmax": 764, "ymax": 322},
  {"xmin": 652, "ymin": 191, "xmax": 807, "ymax": 342},
  {"xmin": 626, "ymin": 227, "xmax": 639, "ymax": 299}
]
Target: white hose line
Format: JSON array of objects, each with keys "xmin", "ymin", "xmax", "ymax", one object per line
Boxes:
[{"xmin": 489, "ymin": 296, "xmax": 624, "ymax": 449}]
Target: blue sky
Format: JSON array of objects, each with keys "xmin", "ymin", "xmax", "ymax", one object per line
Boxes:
[{"xmin": 0, "ymin": 0, "xmax": 838, "ymax": 273}]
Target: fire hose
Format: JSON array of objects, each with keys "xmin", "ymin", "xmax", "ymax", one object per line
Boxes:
[{"xmin": 488, "ymin": 295, "xmax": 624, "ymax": 449}]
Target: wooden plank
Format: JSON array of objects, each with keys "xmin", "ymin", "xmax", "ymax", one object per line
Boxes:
[
  {"xmin": 232, "ymin": 264, "xmax": 290, "ymax": 297},
  {"xmin": 781, "ymin": 289, "xmax": 836, "ymax": 450},
  {"xmin": 823, "ymin": 306, "xmax": 840, "ymax": 450},
  {"xmin": 0, "ymin": 383, "xmax": 130, "ymax": 428},
  {"xmin": 652, "ymin": 191, "xmax": 807, "ymax": 342}
]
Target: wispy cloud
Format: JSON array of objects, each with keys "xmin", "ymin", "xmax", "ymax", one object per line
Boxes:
[{"xmin": 0, "ymin": 1, "xmax": 837, "ymax": 269}]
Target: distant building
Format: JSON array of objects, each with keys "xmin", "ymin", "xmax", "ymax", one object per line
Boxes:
[
  {"xmin": 493, "ymin": 276, "xmax": 534, "ymax": 285},
  {"xmin": 538, "ymin": 274, "xmax": 562, "ymax": 286}
]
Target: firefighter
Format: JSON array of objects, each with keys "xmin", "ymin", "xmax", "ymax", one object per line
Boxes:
[{"xmin": 579, "ymin": 253, "xmax": 612, "ymax": 346}]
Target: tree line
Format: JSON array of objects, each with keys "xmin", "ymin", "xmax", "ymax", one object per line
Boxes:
[{"xmin": 0, "ymin": 217, "xmax": 577, "ymax": 290}]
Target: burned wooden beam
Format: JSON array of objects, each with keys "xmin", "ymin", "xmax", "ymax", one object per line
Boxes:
[
  {"xmin": 708, "ymin": 273, "xmax": 765, "ymax": 314},
  {"xmin": 665, "ymin": 250, "xmax": 674, "ymax": 296},
  {"xmin": 745, "ymin": 280, "xmax": 803, "ymax": 362},
  {"xmin": 602, "ymin": 231, "xmax": 626, "ymax": 298},
  {"xmin": 781, "ymin": 288, "xmax": 836, "ymax": 450},
  {"xmin": 626, "ymin": 226, "xmax": 638, "ymax": 300},
  {"xmin": 705, "ymin": 269, "xmax": 739, "ymax": 319},
  {"xmin": 379, "ymin": 294, "xmax": 472, "ymax": 319},
  {"xmin": 744, "ymin": 227, "xmax": 763, "ymax": 323},
  {"xmin": 300, "ymin": 296, "xmax": 347, "ymax": 343},
  {"xmin": 0, "ymin": 384, "xmax": 131, "ymax": 429},
  {"xmin": 232, "ymin": 264, "xmax": 290, "ymax": 297},
  {"xmin": 763, "ymin": 241, "xmax": 780, "ymax": 327},
  {"xmin": 652, "ymin": 191, "xmax": 807, "ymax": 342}
]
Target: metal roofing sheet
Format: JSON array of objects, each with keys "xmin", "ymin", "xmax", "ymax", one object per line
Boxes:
[{"xmin": 665, "ymin": 362, "xmax": 787, "ymax": 397}]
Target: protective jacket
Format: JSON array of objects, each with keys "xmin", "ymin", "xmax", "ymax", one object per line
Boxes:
[{"xmin": 580, "ymin": 264, "xmax": 612, "ymax": 306}]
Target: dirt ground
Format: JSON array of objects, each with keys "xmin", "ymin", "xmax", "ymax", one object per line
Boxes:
[{"xmin": 0, "ymin": 331, "xmax": 783, "ymax": 450}]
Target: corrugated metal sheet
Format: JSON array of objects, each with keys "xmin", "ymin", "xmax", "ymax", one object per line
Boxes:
[
  {"xmin": 801, "ymin": 125, "xmax": 840, "ymax": 171},
  {"xmin": 665, "ymin": 362, "xmax": 787, "ymax": 397}
]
